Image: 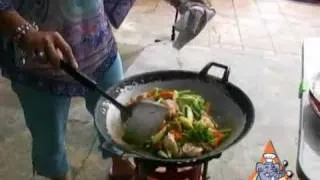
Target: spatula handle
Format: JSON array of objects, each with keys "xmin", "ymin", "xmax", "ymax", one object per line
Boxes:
[{"xmin": 60, "ymin": 60, "xmax": 129, "ymax": 114}]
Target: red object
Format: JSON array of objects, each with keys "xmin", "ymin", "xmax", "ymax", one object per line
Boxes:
[
  {"xmin": 159, "ymin": 91, "xmax": 174, "ymax": 99},
  {"xmin": 134, "ymin": 159, "xmax": 205, "ymax": 180},
  {"xmin": 145, "ymin": 165, "xmax": 202, "ymax": 180}
]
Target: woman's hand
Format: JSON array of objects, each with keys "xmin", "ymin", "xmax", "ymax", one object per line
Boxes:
[
  {"xmin": 21, "ymin": 30, "xmax": 78, "ymax": 69},
  {"xmin": 0, "ymin": 10, "xmax": 78, "ymax": 69}
]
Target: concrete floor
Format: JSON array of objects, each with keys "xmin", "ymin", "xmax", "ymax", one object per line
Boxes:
[{"xmin": 1, "ymin": 0, "xmax": 320, "ymax": 179}]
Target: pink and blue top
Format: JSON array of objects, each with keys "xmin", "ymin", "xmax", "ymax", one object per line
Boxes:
[{"xmin": 0, "ymin": 0, "xmax": 135, "ymax": 96}]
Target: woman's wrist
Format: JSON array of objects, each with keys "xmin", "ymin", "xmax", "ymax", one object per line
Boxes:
[
  {"xmin": 12, "ymin": 22, "xmax": 39, "ymax": 45},
  {"xmin": 0, "ymin": 10, "xmax": 39, "ymax": 48},
  {"xmin": 0, "ymin": 10, "xmax": 30, "ymax": 37}
]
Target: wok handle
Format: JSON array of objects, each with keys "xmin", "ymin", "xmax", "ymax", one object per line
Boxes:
[
  {"xmin": 199, "ymin": 62, "xmax": 230, "ymax": 83},
  {"xmin": 101, "ymin": 141, "xmax": 139, "ymax": 158},
  {"xmin": 101, "ymin": 141, "xmax": 124, "ymax": 157},
  {"xmin": 60, "ymin": 60, "xmax": 97, "ymax": 89}
]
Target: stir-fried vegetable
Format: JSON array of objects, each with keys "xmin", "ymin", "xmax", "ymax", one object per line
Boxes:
[
  {"xmin": 178, "ymin": 116, "xmax": 193, "ymax": 129},
  {"xmin": 151, "ymin": 125, "xmax": 168, "ymax": 144},
  {"xmin": 123, "ymin": 88, "xmax": 231, "ymax": 158},
  {"xmin": 163, "ymin": 133, "xmax": 179, "ymax": 155},
  {"xmin": 183, "ymin": 122, "xmax": 214, "ymax": 145}
]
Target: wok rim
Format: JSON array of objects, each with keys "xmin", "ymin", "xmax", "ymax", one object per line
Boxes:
[{"xmin": 94, "ymin": 69, "xmax": 255, "ymax": 164}]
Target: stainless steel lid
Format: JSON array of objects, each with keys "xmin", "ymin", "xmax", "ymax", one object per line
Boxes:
[
  {"xmin": 311, "ymin": 73, "xmax": 320, "ymax": 100},
  {"xmin": 309, "ymin": 73, "xmax": 320, "ymax": 117}
]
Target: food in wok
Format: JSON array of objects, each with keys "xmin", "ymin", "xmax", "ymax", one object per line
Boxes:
[{"xmin": 122, "ymin": 88, "xmax": 231, "ymax": 159}]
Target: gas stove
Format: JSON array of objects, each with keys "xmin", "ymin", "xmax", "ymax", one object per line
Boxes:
[{"xmin": 133, "ymin": 153, "xmax": 221, "ymax": 180}]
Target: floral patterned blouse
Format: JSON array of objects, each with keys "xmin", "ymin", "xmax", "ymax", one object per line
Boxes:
[{"xmin": 0, "ymin": 0, "xmax": 135, "ymax": 96}]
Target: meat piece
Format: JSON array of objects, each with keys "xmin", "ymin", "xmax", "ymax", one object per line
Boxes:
[
  {"xmin": 135, "ymin": 92, "xmax": 149, "ymax": 101},
  {"xmin": 200, "ymin": 115, "xmax": 217, "ymax": 129},
  {"xmin": 130, "ymin": 92, "xmax": 155, "ymax": 105},
  {"xmin": 163, "ymin": 99, "xmax": 179, "ymax": 118},
  {"xmin": 199, "ymin": 143, "xmax": 213, "ymax": 152},
  {"xmin": 182, "ymin": 143, "xmax": 204, "ymax": 157}
]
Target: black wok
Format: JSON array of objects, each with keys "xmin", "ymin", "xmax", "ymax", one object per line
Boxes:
[{"xmin": 93, "ymin": 61, "xmax": 255, "ymax": 166}]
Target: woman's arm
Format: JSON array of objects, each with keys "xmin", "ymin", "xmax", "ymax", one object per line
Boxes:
[
  {"xmin": 0, "ymin": 1, "xmax": 30, "ymax": 37},
  {"xmin": 0, "ymin": 10, "xmax": 35, "ymax": 38},
  {"xmin": 0, "ymin": 1, "xmax": 78, "ymax": 68},
  {"xmin": 103, "ymin": 0, "xmax": 180, "ymax": 29},
  {"xmin": 103, "ymin": 0, "xmax": 136, "ymax": 29}
]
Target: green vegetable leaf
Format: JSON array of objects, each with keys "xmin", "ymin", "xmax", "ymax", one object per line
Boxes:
[
  {"xmin": 176, "ymin": 93, "xmax": 206, "ymax": 121},
  {"xmin": 177, "ymin": 90, "xmax": 193, "ymax": 95},
  {"xmin": 183, "ymin": 122, "xmax": 214, "ymax": 145},
  {"xmin": 158, "ymin": 150, "xmax": 169, "ymax": 158},
  {"xmin": 151, "ymin": 126, "xmax": 168, "ymax": 144},
  {"xmin": 166, "ymin": 150, "xmax": 172, "ymax": 158},
  {"xmin": 178, "ymin": 116, "xmax": 193, "ymax": 129},
  {"xmin": 186, "ymin": 105, "xmax": 194, "ymax": 121}
]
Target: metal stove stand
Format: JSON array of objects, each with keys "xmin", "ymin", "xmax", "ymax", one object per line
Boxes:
[{"xmin": 133, "ymin": 153, "xmax": 221, "ymax": 180}]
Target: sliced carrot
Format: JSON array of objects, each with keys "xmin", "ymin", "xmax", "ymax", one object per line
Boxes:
[
  {"xmin": 212, "ymin": 129, "xmax": 222, "ymax": 136},
  {"xmin": 215, "ymin": 136, "xmax": 223, "ymax": 145},
  {"xmin": 171, "ymin": 129, "xmax": 183, "ymax": 140},
  {"xmin": 212, "ymin": 130, "xmax": 224, "ymax": 146},
  {"xmin": 159, "ymin": 91, "xmax": 174, "ymax": 99}
]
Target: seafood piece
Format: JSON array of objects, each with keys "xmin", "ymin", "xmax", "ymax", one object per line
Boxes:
[
  {"xmin": 199, "ymin": 115, "xmax": 217, "ymax": 129},
  {"xmin": 182, "ymin": 143, "xmax": 204, "ymax": 157},
  {"xmin": 163, "ymin": 133, "xmax": 179, "ymax": 155},
  {"xmin": 163, "ymin": 99, "xmax": 179, "ymax": 117}
]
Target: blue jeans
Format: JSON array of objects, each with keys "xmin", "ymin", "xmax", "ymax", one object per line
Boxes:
[{"xmin": 11, "ymin": 54, "xmax": 124, "ymax": 178}]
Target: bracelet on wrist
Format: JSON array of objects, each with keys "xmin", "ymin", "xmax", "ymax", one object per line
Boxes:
[{"xmin": 11, "ymin": 22, "xmax": 39, "ymax": 43}]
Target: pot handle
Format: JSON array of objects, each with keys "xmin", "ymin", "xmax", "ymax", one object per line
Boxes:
[
  {"xmin": 101, "ymin": 141, "xmax": 124, "ymax": 157},
  {"xmin": 101, "ymin": 141, "xmax": 139, "ymax": 159},
  {"xmin": 199, "ymin": 62, "xmax": 230, "ymax": 83}
]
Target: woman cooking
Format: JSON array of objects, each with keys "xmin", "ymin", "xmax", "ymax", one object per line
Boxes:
[{"xmin": 0, "ymin": 0, "xmax": 180, "ymax": 179}]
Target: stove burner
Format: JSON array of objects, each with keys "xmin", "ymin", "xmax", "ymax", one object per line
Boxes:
[{"xmin": 133, "ymin": 153, "xmax": 222, "ymax": 180}]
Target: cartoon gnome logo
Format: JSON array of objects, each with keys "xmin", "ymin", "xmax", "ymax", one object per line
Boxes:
[
  {"xmin": 255, "ymin": 153, "xmax": 293, "ymax": 180},
  {"xmin": 249, "ymin": 140, "xmax": 294, "ymax": 180}
]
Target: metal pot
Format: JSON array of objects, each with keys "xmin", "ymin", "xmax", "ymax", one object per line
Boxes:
[
  {"xmin": 309, "ymin": 73, "xmax": 320, "ymax": 117},
  {"xmin": 94, "ymin": 61, "xmax": 255, "ymax": 166}
]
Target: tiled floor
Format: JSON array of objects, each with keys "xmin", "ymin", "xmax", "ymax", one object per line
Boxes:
[
  {"xmin": 1, "ymin": 0, "xmax": 320, "ymax": 179},
  {"xmin": 115, "ymin": 0, "xmax": 320, "ymax": 55}
]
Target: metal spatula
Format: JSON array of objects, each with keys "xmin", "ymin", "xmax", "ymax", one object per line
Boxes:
[{"xmin": 60, "ymin": 61, "xmax": 168, "ymax": 143}]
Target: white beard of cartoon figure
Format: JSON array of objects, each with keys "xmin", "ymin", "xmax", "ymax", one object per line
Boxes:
[{"xmin": 256, "ymin": 162, "xmax": 286, "ymax": 180}]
